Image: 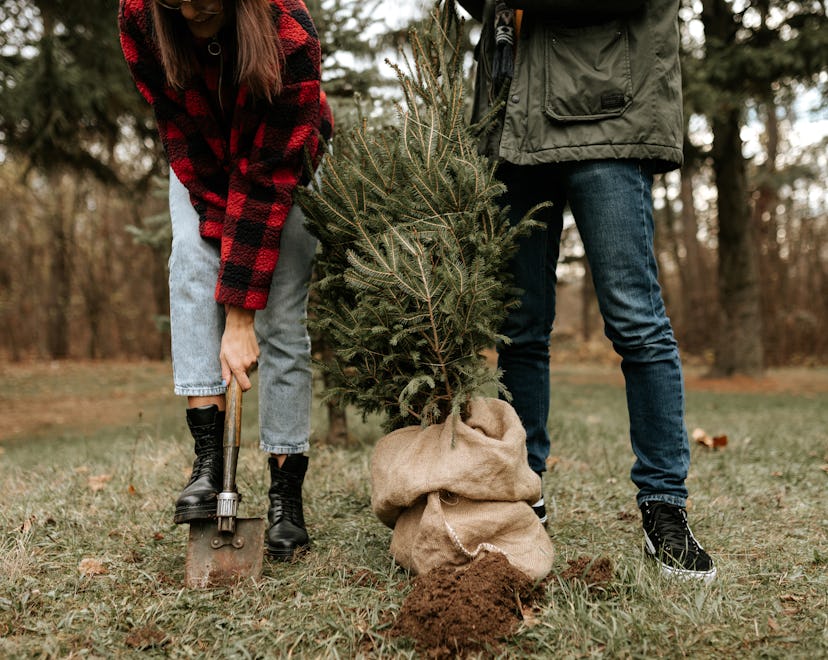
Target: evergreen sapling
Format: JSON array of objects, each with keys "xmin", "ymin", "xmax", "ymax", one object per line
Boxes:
[{"xmin": 299, "ymin": 0, "xmax": 535, "ymax": 432}]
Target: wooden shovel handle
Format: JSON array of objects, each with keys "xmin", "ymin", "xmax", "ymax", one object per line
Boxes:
[{"xmin": 221, "ymin": 375, "xmax": 243, "ymax": 493}]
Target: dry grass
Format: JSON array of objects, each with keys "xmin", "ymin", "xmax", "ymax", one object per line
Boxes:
[{"xmin": 1, "ymin": 360, "xmax": 826, "ymax": 657}]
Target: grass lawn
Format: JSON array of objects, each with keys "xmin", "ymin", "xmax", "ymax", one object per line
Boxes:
[{"xmin": 1, "ymin": 360, "xmax": 826, "ymax": 658}]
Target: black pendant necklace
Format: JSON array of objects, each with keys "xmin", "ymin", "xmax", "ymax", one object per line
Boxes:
[{"xmin": 207, "ymin": 39, "xmax": 221, "ymax": 56}]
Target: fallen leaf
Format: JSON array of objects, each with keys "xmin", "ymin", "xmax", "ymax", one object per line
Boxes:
[
  {"xmin": 88, "ymin": 474, "xmax": 113, "ymax": 492},
  {"xmin": 153, "ymin": 532, "xmax": 165, "ymax": 541},
  {"xmin": 692, "ymin": 427, "xmax": 712, "ymax": 447},
  {"xmin": 127, "ymin": 484, "xmax": 137, "ymax": 496},
  {"xmin": 780, "ymin": 594, "xmax": 804, "ymax": 602},
  {"xmin": 20, "ymin": 516, "xmax": 36, "ymax": 533},
  {"xmin": 693, "ymin": 427, "xmax": 727, "ymax": 449},
  {"xmin": 78, "ymin": 558, "xmax": 108, "ymax": 576}
]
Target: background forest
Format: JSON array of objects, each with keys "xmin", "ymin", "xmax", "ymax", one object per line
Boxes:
[{"xmin": 1, "ymin": 0, "xmax": 827, "ymax": 375}]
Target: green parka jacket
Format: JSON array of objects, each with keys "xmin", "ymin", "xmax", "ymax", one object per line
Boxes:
[{"xmin": 462, "ymin": 0, "xmax": 683, "ymax": 173}]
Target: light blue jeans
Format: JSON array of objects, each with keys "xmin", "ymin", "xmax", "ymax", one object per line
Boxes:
[
  {"xmin": 496, "ymin": 160, "xmax": 690, "ymax": 507},
  {"xmin": 168, "ymin": 170, "xmax": 317, "ymax": 454}
]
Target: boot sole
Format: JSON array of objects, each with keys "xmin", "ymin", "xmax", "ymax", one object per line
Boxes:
[
  {"xmin": 174, "ymin": 503, "xmax": 218, "ymax": 525},
  {"xmin": 265, "ymin": 542, "xmax": 309, "ymax": 562}
]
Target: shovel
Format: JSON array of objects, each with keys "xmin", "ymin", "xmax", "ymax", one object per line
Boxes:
[{"xmin": 184, "ymin": 375, "xmax": 265, "ymax": 588}]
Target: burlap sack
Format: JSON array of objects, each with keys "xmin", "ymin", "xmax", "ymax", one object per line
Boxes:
[{"xmin": 371, "ymin": 397, "xmax": 554, "ymax": 580}]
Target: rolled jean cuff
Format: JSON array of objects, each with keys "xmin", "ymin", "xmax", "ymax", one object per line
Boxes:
[
  {"xmin": 174, "ymin": 385, "xmax": 226, "ymax": 397},
  {"xmin": 261, "ymin": 441, "xmax": 310, "ymax": 455},
  {"xmin": 637, "ymin": 494, "xmax": 686, "ymax": 509}
]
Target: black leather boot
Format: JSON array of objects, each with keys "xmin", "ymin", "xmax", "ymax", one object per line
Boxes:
[
  {"xmin": 266, "ymin": 454, "xmax": 310, "ymax": 560},
  {"xmin": 173, "ymin": 405, "xmax": 225, "ymax": 524}
]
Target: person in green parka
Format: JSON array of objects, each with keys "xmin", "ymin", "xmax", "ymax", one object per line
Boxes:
[{"xmin": 458, "ymin": 0, "xmax": 716, "ymax": 582}]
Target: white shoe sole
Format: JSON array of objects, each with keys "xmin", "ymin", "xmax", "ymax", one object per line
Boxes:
[{"xmin": 644, "ymin": 534, "xmax": 717, "ymax": 584}]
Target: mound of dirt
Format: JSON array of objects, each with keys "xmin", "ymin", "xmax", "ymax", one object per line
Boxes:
[{"xmin": 391, "ymin": 552, "xmax": 539, "ymax": 658}]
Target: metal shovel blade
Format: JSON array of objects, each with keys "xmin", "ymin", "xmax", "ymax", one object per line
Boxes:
[
  {"xmin": 185, "ymin": 517, "xmax": 265, "ymax": 588},
  {"xmin": 184, "ymin": 377, "xmax": 264, "ymax": 589}
]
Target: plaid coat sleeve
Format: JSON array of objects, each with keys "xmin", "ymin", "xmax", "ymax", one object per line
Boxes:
[{"xmin": 118, "ymin": 0, "xmax": 331, "ymax": 310}]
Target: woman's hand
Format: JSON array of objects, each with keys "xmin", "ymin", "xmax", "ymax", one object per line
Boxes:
[{"xmin": 220, "ymin": 306, "xmax": 259, "ymax": 391}]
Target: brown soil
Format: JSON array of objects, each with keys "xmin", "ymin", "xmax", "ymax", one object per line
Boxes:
[
  {"xmin": 1, "ymin": 360, "xmax": 174, "ymax": 443},
  {"xmin": 560, "ymin": 556, "xmax": 614, "ymax": 592},
  {"xmin": 124, "ymin": 625, "xmax": 167, "ymax": 650},
  {"xmin": 391, "ymin": 553, "xmax": 620, "ymax": 657},
  {"xmin": 391, "ymin": 552, "xmax": 540, "ymax": 658}
]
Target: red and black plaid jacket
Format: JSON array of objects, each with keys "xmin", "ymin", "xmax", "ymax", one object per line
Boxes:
[{"xmin": 119, "ymin": 0, "xmax": 333, "ymax": 309}]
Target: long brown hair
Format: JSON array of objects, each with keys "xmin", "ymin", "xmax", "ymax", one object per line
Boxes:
[{"xmin": 150, "ymin": 0, "xmax": 284, "ymax": 102}]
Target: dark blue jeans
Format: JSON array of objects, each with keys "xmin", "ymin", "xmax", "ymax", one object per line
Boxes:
[{"xmin": 497, "ymin": 160, "xmax": 690, "ymax": 507}]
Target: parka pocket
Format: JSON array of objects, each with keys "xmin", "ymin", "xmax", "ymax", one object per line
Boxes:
[{"xmin": 544, "ymin": 20, "xmax": 632, "ymax": 122}]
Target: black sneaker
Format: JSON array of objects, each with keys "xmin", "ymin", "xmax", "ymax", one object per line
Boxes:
[
  {"xmin": 532, "ymin": 472, "xmax": 548, "ymax": 526},
  {"xmin": 640, "ymin": 500, "xmax": 716, "ymax": 583},
  {"xmin": 532, "ymin": 496, "xmax": 548, "ymax": 526}
]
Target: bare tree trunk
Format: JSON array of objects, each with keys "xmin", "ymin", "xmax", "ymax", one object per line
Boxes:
[
  {"xmin": 678, "ymin": 167, "xmax": 715, "ymax": 352},
  {"xmin": 808, "ymin": 224, "xmax": 828, "ymax": 360},
  {"xmin": 655, "ymin": 176, "xmax": 684, "ymax": 331},
  {"xmin": 753, "ymin": 94, "xmax": 784, "ymax": 365},
  {"xmin": 308, "ymin": 274, "xmax": 350, "ymax": 445},
  {"xmin": 124, "ymin": 197, "xmax": 171, "ymax": 360},
  {"xmin": 702, "ymin": 0, "xmax": 764, "ymax": 376},
  {"xmin": 789, "ymin": 213, "xmax": 827, "ymax": 361},
  {"xmin": 45, "ymin": 177, "xmax": 73, "ymax": 359},
  {"xmin": 0, "ymin": 178, "xmax": 23, "ymax": 360},
  {"xmin": 150, "ymin": 246, "xmax": 171, "ymax": 359},
  {"xmin": 320, "ymin": 341, "xmax": 350, "ymax": 445},
  {"xmin": 0, "ymin": 253, "xmax": 19, "ymax": 361},
  {"xmin": 709, "ymin": 108, "xmax": 764, "ymax": 375},
  {"xmin": 678, "ymin": 172, "xmax": 702, "ymax": 289},
  {"xmin": 80, "ymin": 180, "xmax": 111, "ymax": 359}
]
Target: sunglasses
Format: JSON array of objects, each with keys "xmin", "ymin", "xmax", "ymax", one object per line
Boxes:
[{"xmin": 155, "ymin": 0, "xmax": 223, "ymax": 15}]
